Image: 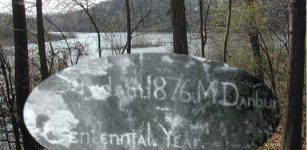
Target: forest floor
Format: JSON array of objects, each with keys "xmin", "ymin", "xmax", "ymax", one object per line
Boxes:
[{"xmin": 258, "ymin": 97, "xmax": 306, "ymax": 149}]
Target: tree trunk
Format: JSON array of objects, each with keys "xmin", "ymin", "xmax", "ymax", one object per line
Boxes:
[
  {"xmin": 12, "ymin": 0, "xmax": 42, "ymax": 149},
  {"xmin": 247, "ymin": 0, "xmax": 263, "ymax": 82},
  {"xmin": 199, "ymin": 0, "xmax": 212, "ymax": 58},
  {"xmin": 93, "ymin": 20, "xmax": 102, "ymax": 58},
  {"xmin": 281, "ymin": 0, "xmax": 305, "ymax": 149},
  {"xmin": 249, "ymin": 34, "xmax": 264, "ymax": 81},
  {"xmin": 199, "ymin": 0, "xmax": 204, "ymax": 57},
  {"xmin": 223, "ymin": 0, "xmax": 232, "ymax": 63},
  {"xmin": 85, "ymin": 12, "xmax": 102, "ymax": 58},
  {"xmin": 36, "ymin": 0, "xmax": 49, "ymax": 80},
  {"xmin": 125, "ymin": 0, "xmax": 132, "ymax": 54},
  {"xmin": 171, "ymin": 0, "xmax": 188, "ymax": 54}
]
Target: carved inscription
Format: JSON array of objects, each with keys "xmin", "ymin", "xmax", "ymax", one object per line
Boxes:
[
  {"xmin": 95, "ymin": 75, "xmax": 277, "ymax": 109},
  {"xmin": 46, "ymin": 123, "xmax": 216, "ymax": 149},
  {"xmin": 24, "ymin": 54, "xmax": 280, "ymax": 150}
]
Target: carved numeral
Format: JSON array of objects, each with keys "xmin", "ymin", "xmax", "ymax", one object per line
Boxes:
[{"xmin": 153, "ymin": 77, "xmax": 167, "ymax": 100}]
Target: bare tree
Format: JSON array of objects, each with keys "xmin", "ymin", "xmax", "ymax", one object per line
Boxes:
[
  {"xmin": 199, "ymin": 0, "xmax": 204, "ymax": 57},
  {"xmin": 255, "ymin": 31, "xmax": 278, "ymax": 94},
  {"xmin": 282, "ymin": 0, "xmax": 306, "ymax": 149},
  {"xmin": 171, "ymin": 0, "xmax": 188, "ymax": 54},
  {"xmin": 12, "ymin": 0, "xmax": 42, "ymax": 149},
  {"xmin": 0, "ymin": 45, "xmax": 21, "ymax": 150},
  {"xmin": 121, "ymin": 0, "xmax": 153, "ymax": 54},
  {"xmin": 246, "ymin": 0, "xmax": 263, "ymax": 81},
  {"xmin": 223, "ymin": 0, "xmax": 232, "ymax": 63},
  {"xmin": 0, "ymin": 99, "xmax": 12, "ymax": 150},
  {"xmin": 36, "ymin": 0, "xmax": 49, "ymax": 80},
  {"xmin": 125, "ymin": 0, "xmax": 132, "ymax": 54},
  {"xmin": 199, "ymin": 0, "xmax": 212, "ymax": 58},
  {"xmin": 62, "ymin": 0, "xmax": 102, "ymax": 58},
  {"xmin": 44, "ymin": 15, "xmax": 74, "ymax": 66}
]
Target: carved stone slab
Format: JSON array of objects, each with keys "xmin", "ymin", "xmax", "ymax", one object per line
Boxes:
[{"xmin": 24, "ymin": 53, "xmax": 280, "ymax": 150}]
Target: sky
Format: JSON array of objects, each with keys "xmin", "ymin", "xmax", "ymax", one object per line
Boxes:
[{"xmin": 0, "ymin": 0, "xmax": 105, "ymax": 14}]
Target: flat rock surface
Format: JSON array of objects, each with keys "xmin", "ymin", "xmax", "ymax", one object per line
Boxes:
[{"xmin": 24, "ymin": 53, "xmax": 280, "ymax": 150}]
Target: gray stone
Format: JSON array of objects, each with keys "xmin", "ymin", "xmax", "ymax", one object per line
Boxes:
[{"xmin": 24, "ymin": 53, "xmax": 280, "ymax": 150}]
